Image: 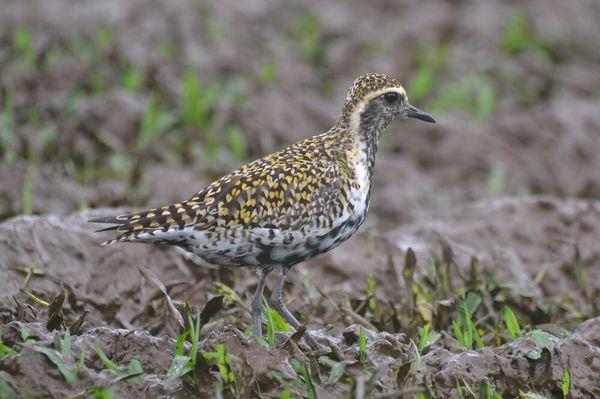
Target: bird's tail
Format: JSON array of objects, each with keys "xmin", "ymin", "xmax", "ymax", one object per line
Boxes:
[{"xmin": 89, "ymin": 201, "xmax": 200, "ymax": 244}]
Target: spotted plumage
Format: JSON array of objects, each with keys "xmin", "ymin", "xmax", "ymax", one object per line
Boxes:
[{"xmin": 90, "ymin": 73, "xmax": 435, "ymax": 344}]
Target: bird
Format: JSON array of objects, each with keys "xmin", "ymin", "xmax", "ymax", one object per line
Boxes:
[{"xmin": 90, "ymin": 73, "xmax": 435, "ymax": 346}]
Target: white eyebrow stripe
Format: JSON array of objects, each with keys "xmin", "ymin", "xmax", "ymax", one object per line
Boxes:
[
  {"xmin": 355, "ymin": 87, "xmax": 406, "ymax": 108},
  {"xmin": 361, "ymin": 87, "xmax": 406, "ymax": 103}
]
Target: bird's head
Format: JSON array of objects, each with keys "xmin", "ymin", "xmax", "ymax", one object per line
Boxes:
[{"xmin": 338, "ymin": 73, "xmax": 435, "ymax": 138}]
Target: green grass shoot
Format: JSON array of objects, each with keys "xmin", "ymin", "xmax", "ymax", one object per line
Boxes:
[
  {"xmin": 122, "ymin": 67, "xmax": 143, "ymax": 92},
  {"xmin": 562, "ymin": 369, "xmax": 570, "ymax": 397},
  {"xmin": 366, "ymin": 276, "xmax": 377, "ymax": 314},
  {"xmin": 137, "ymin": 94, "xmax": 176, "ymax": 151},
  {"xmin": 13, "ymin": 26, "xmax": 36, "ymax": 66},
  {"xmin": 503, "ymin": 306, "xmax": 521, "ymax": 339},
  {"xmin": 263, "ymin": 298, "xmax": 291, "ymax": 347},
  {"xmin": 359, "ymin": 327, "xmax": 367, "ymax": 364},
  {"xmin": 259, "ymin": 60, "xmax": 277, "ymax": 85},
  {"xmin": 0, "ymin": 91, "xmax": 17, "ymax": 164},
  {"xmin": 428, "ymin": 74, "xmax": 496, "ymax": 121},
  {"xmin": 408, "ymin": 44, "xmax": 449, "ymax": 103},
  {"xmin": 33, "ymin": 346, "xmax": 77, "ymax": 382},
  {"xmin": 417, "ymin": 323, "xmax": 441, "ymax": 352},
  {"xmin": 22, "ymin": 290, "xmax": 49, "ymax": 306},
  {"xmin": 487, "ymin": 167, "xmax": 507, "ymax": 198},
  {"xmin": 180, "ymin": 71, "xmax": 219, "ymax": 129},
  {"xmin": 319, "ymin": 356, "xmax": 345, "ymax": 386},
  {"xmin": 226, "ymin": 125, "xmax": 247, "ymax": 161},
  {"xmin": 292, "ymin": 361, "xmax": 316, "ymax": 399},
  {"xmin": 167, "ymin": 311, "xmax": 201, "ymax": 379},
  {"xmin": 293, "ymin": 13, "xmax": 326, "ymax": 66},
  {"xmin": 0, "ymin": 379, "xmax": 17, "ymax": 399},
  {"xmin": 59, "ymin": 331, "xmax": 72, "ymax": 358},
  {"xmin": 216, "ymin": 344, "xmax": 235, "ymax": 385},
  {"xmin": 94, "ymin": 344, "xmax": 121, "ymax": 373},
  {"xmin": 21, "ymin": 165, "xmax": 34, "ymax": 215},
  {"xmin": 452, "ymin": 301, "xmax": 483, "ymax": 349},
  {"xmin": 0, "ymin": 328, "xmax": 19, "ymax": 361},
  {"xmin": 94, "ymin": 343, "xmax": 144, "ymax": 382}
]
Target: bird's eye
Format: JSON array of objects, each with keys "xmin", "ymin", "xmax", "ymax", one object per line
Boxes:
[{"xmin": 383, "ymin": 92, "xmax": 400, "ymax": 104}]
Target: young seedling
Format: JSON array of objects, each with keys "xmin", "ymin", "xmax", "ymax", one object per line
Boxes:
[
  {"xmin": 0, "ymin": 328, "xmax": 19, "ymax": 360},
  {"xmin": 94, "ymin": 344, "xmax": 123, "ymax": 373},
  {"xmin": 428, "ymin": 74, "xmax": 496, "ymax": 121},
  {"xmin": 259, "ymin": 59, "xmax": 277, "ymax": 86},
  {"xmin": 226, "ymin": 125, "xmax": 247, "ymax": 162},
  {"xmin": 121, "ymin": 66, "xmax": 143, "ymax": 93},
  {"xmin": 318, "ymin": 356, "xmax": 345, "ymax": 386},
  {"xmin": 262, "ymin": 298, "xmax": 291, "ymax": 347},
  {"xmin": 358, "ymin": 327, "xmax": 367, "ymax": 364},
  {"xmin": 179, "ymin": 71, "xmax": 223, "ymax": 157},
  {"xmin": 459, "ymin": 378, "xmax": 478, "ymax": 399},
  {"xmin": 33, "ymin": 346, "xmax": 77, "ymax": 383},
  {"xmin": 167, "ymin": 312, "xmax": 201, "ymax": 379},
  {"xmin": 215, "ymin": 344, "xmax": 236, "ymax": 387},
  {"xmin": 136, "ymin": 94, "xmax": 176, "ymax": 151},
  {"xmin": 0, "ymin": 91, "xmax": 17, "ymax": 164},
  {"xmin": 292, "ymin": 13, "xmax": 327, "ymax": 66},
  {"xmin": 58, "ymin": 330, "xmax": 72, "ymax": 358},
  {"xmin": 366, "ymin": 276, "xmax": 377, "ymax": 316},
  {"xmin": 291, "ymin": 360, "xmax": 316, "ymax": 399},
  {"xmin": 0, "ymin": 379, "xmax": 17, "ymax": 399},
  {"xmin": 279, "ymin": 388, "xmax": 292, "ymax": 399},
  {"xmin": 21, "ymin": 290, "xmax": 49, "ymax": 307},
  {"xmin": 94, "ymin": 343, "xmax": 144, "ymax": 382},
  {"xmin": 417, "ymin": 324, "xmax": 441, "ymax": 352},
  {"xmin": 487, "ymin": 167, "xmax": 507, "ymax": 198},
  {"xmin": 13, "ymin": 26, "xmax": 36, "ymax": 67},
  {"xmin": 408, "ymin": 44, "xmax": 449, "ymax": 103},
  {"xmin": 575, "ymin": 246, "xmax": 586, "ymax": 292},
  {"xmin": 503, "ymin": 306, "xmax": 521, "ymax": 339},
  {"xmin": 452, "ymin": 301, "xmax": 483, "ymax": 349},
  {"xmin": 561, "ymin": 369, "xmax": 570, "ymax": 398},
  {"xmin": 21, "ymin": 165, "xmax": 34, "ymax": 215}
]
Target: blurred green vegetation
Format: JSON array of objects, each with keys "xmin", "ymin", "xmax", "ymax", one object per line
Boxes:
[
  {"xmin": 406, "ymin": 9, "xmax": 562, "ymax": 122},
  {"xmin": 0, "ymin": 19, "xmax": 258, "ymax": 212},
  {"xmin": 499, "ymin": 11, "xmax": 552, "ymax": 57},
  {"xmin": 408, "ymin": 43, "xmax": 497, "ymax": 121},
  {"xmin": 0, "ymin": 92, "xmax": 16, "ymax": 164},
  {"xmin": 0, "ymin": 5, "xmax": 578, "ymax": 220},
  {"xmin": 291, "ymin": 13, "xmax": 329, "ymax": 66}
]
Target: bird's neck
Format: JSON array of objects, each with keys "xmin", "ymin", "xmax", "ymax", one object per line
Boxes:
[
  {"xmin": 359, "ymin": 117, "xmax": 388, "ymax": 176},
  {"xmin": 335, "ymin": 110, "xmax": 389, "ymax": 179}
]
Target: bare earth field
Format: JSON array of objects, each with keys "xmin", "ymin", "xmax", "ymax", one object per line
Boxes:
[{"xmin": 0, "ymin": 1, "xmax": 599, "ymax": 398}]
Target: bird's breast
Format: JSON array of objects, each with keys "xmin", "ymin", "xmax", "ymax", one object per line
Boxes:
[{"xmin": 345, "ymin": 147, "xmax": 372, "ymax": 220}]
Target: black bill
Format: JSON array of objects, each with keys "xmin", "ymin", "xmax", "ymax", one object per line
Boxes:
[{"xmin": 407, "ymin": 105, "xmax": 436, "ymax": 123}]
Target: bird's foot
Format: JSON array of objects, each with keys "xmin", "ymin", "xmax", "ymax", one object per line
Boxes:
[{"xmin": 280, "ymin": 325, "xmax": 328, "ymax": 353}]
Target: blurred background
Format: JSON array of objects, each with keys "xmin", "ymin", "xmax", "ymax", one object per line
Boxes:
[
  {"xmin": 1, "ymin": 1, "xmax": 599, "ymax": 397},
  {"xmin": 1, "ymin": 0, "xmax": 599, "ymax": 220}
]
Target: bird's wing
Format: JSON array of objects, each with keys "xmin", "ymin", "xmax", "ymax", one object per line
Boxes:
[{"xmin": 90, "ymin": 151, "xmax": 343, "ymax": 244}]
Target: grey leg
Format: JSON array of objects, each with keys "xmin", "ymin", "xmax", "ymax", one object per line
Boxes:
[
  {"xmin": 269, "ymin": 265, "xmax": 322, "ymax": 350},
  {"xmin": 269, "ymin": 265, "xmax": 302, "ymax": 329},
  {"xmin": 251, "ymin": 266, "xmax": 272, "ymax": 337}
]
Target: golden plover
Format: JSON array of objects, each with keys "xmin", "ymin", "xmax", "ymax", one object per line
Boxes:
[{"xmin": 90, "ymin": 73, "xmax": 435, "ymax": 343}]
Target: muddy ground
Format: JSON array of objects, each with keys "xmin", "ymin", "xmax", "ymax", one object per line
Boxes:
[{"xmin": 0, "ymin": 0, "xmax": 599, "ymax": 398}]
